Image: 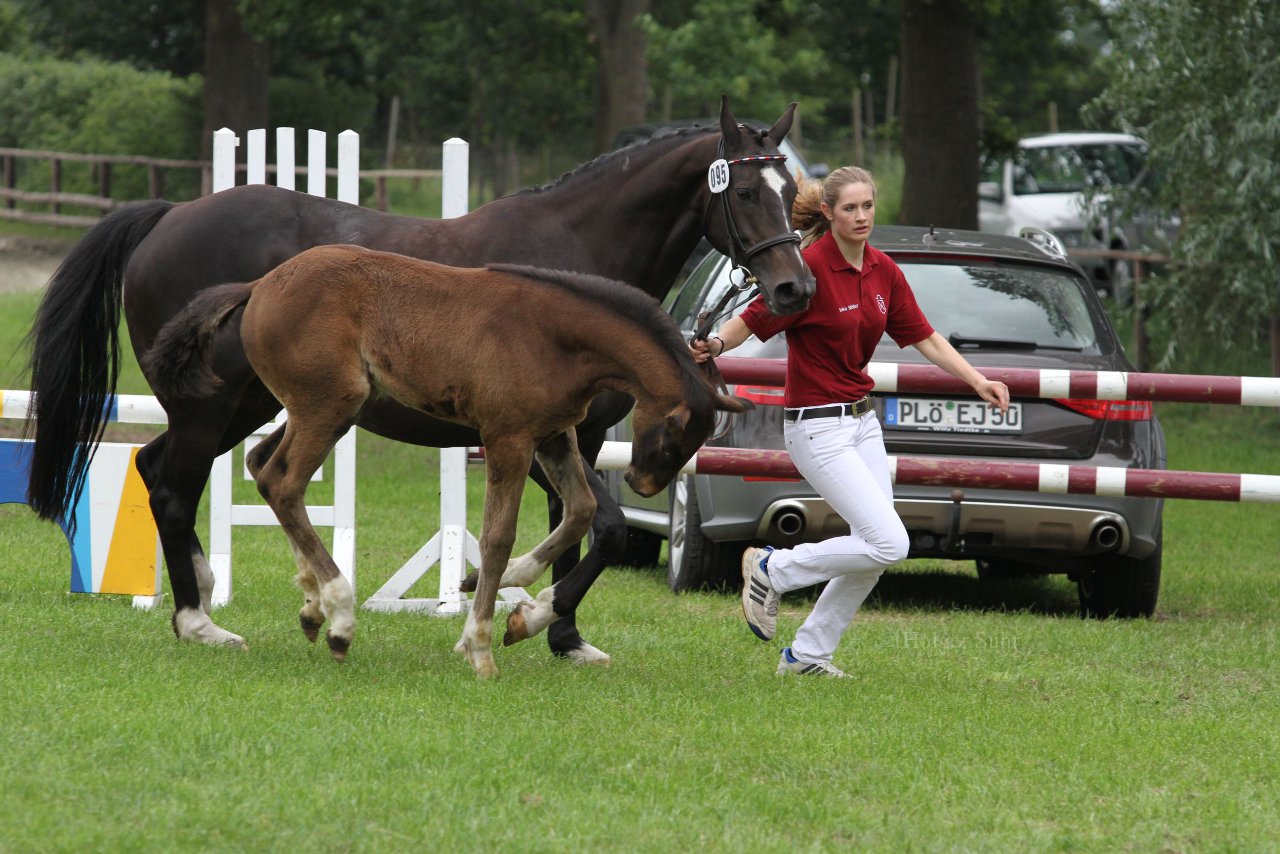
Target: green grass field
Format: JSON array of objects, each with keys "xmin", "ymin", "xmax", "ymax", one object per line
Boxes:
[{"xmin": 0, "ymin": 287, "xmax": 1278, "ymax": 851}]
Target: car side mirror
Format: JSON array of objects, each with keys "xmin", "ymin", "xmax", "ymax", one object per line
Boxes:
[
  {"xmin": 978, "ymin": 181, "xmax": 1003, "ymax": 202},
  {"xmin": 809, "ymin": 162, "xmax": 830, "ymax": 179}
]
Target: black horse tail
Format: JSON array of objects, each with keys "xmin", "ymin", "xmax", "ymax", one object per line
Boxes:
[
  {"xmin": 23, "ymin": 200, "xmax": 173, "ymax": 523},
  {"xmin": 141, "ymin": 282, "xmax": 256, "ymax": 401}
]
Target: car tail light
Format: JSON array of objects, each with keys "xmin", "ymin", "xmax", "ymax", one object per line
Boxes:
[
  {"xmin": 731, "ymin": 384, "xmax": 785, "ymax": 406},
  {"xmin": 1055, "ymin": 398, "xmax": 1152, "ymax": 421}
]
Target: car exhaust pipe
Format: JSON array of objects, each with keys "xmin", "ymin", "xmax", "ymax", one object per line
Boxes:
[
  {"xmin": 772, "ymin": 508, "xmax": 806, "ymax": 537},
  {"xmin": 1091, "ymin": 521, "xmax": 1122, "ymax": 552}
]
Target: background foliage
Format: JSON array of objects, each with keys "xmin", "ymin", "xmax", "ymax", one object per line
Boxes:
[
  {"xmin": 3, "ymin": 0, "xmax": 1279, "ymax": 372},
  {"xmin": 1, "ymin": 0, "xmax": 1112, "ymax": 174},
  {"xmin": 1089, "ymin": 0, "xmax": 1280, "ymax": 374},
  {"xmin": 0, "ymin": 54, "xmax": 200, "ymax": 158}
]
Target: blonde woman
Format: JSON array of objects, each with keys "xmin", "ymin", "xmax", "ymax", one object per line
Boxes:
[{"xmin": 692, "ymin": 167, "xmax": 1009, "ymax": 676}]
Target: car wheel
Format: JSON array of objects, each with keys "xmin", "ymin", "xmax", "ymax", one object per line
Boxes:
[
  {"xmin": 1076, "ymin": 526, "xmax": 1162, "ymax": 618},
  {"xmin": 667, "ymin": 475, "xmax": 742, "ymax": 591},
  {"xmin": 618, "ymin": 526, "xmax": 662, "ymax": 567}
]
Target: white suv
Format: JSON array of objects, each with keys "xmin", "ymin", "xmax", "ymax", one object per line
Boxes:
[{"xmin": 978, "ymin": 133, "xmax": 1153, "ymax": 299}]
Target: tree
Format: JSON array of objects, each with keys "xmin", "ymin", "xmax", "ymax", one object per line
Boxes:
[
  {"xmin": 586, "ymin": 0, "xmax": 649, "ymax": 154},
  {"xmin": 17, "ymin": 0, "xmax": 267, "ymax": 160},
  {"xmin": 898, "ymin": 0, "xmax": 979, "ymax": 229},
  {"xmin": 201, "ymin": 0, "xmax": 269, "ymax": 159},
  {"xmin": 15, "ymin": 0, "xmax": 198, "ymax": 74},
  {"xmin": 642, "ymin": 0, "xmax": 825, "ymax": 130},
  {"xmin": 1090, "ymin": 0, "xmax": 1280, "ymax": 375}
]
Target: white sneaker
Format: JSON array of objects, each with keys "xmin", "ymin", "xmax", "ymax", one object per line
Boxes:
[
  {"xmin": 776, "ymin": 647, "xmax": 848, "ymax": 678},
  {"xmin": 741, "ymin": 546, "xmax": 779, "ymax": 641}
]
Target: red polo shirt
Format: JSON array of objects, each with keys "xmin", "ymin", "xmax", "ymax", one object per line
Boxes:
[{"xmin": 740, "ymin": 230, "xmax": 934, "ymax": 407}]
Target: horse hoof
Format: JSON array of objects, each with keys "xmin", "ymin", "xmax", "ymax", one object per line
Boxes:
[
  {"xmin": 503, "ymin": 603, "xmax": 530, "ymax": 647},
  {"xmin": 327, "ymin": 633, "xmax": 351, "ymax": 662},
  {"xmin": 172, "ymin": 609, "xmax": 249, "ymax": 649},
  {"xmin": 300, "ymin": 614, "xmax": 323, "ymax": 643},
  {"xmin": 565, "ymin": 643, "xmax": 611, "ymax": 667},
  {"xmin": 471, "ymin": 658, "xmax": 499, "ymax": 679},
  {"xmin": 459, "ymin": 570, "xmax": 479, "ymax": 594}
]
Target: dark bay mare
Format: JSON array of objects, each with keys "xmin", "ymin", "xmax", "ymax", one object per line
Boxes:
[
  {"xmin": 25, "ymin": 98, "xmax": 814, "ymax": 660},
  {"xmin": 142, "ymin": 245, "xmax": 747, "ymax": 676}
]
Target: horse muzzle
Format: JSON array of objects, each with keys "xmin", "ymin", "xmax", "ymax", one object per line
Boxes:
[
  {"xmin": 623, "ymin": 467, "xmax": 661, "ymax": 498},
  {"xmin": 766, "ymin": 275, "xmax": 815, "ymax": 316}
]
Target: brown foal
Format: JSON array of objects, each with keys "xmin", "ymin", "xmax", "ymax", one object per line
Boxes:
[{"xmin": 144, "ymin": 245, "xmax": 747, "ymax": 677}]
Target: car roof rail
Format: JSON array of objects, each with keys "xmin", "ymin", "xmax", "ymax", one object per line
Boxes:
[{"xmin": 1018, "ymin": 226, "xmax": 1068, "ymax": 259}]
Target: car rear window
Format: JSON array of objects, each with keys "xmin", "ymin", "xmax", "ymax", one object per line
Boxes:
[{"xmin": 899, "ymin": 261, "xmax": 1101, "ymax": 351}]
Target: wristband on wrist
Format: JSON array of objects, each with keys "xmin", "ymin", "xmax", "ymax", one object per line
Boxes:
[{"xmin": 711, "ymin": 335, "xmax": 725, "ymax": 356}]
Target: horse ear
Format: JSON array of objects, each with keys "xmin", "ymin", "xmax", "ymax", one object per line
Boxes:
[
  {"xmin": 716, "ymin": 393, "xmax": 754, "ymax": 414},
  {"xmin": 768, "ymin": 102, "xmax": 798, "ymax": 144},
  {"xmin": 665, "ymin": 403, "xmax": 692, "ymax": 434},
  {"xmin": 718, "ymin": 95, "xmax": 742, "ymax": 143}
]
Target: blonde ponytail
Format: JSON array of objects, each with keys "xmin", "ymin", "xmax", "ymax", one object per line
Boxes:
[{"xmin": 791, "ymin": 178, "xmax": 827, "ymax": 243}]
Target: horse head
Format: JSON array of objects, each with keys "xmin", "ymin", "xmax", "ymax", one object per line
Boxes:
[
  {"xmin": 704, "ymin": 96, "xmax": 816, "ymax": 317},
  {"xmin": 624, "ymin": 385, "xmax": 751, "ymax": 498}
]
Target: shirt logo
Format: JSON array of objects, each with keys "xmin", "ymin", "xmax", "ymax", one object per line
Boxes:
[
  {"xmin": 838, "ymin": 303, "xmax": 860, "ymax": 313},
  {"xmin": 875, "ymin": 294, "xmax": 886, "ymax": 314}
]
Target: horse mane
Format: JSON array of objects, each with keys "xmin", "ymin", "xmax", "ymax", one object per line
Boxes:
[
  {"xmin": 514, "ymin": 125, "xmax": 718, "ymax": 197},
  {"xmin": 485, "ymin": 263, "xmax": 716, "ymax": 408}
]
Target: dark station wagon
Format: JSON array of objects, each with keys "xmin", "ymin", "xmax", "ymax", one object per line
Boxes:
[{"xmin": 604, "ymin": 225, "xmax": 1167, "ymax": 617}]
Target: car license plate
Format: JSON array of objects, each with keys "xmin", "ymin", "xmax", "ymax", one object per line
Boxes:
[{"xmin": 884, "ymin": 397, "xmax": 1023, "ymax": 434}]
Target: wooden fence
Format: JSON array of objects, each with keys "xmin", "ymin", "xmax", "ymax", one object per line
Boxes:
[
  {"xmin": 0, "ymin": 145, "xmax": 440, "ymax": 228},
  {"xmin": 1067, "ymin": 246, "xmax": 1167, "ymax": 370}
]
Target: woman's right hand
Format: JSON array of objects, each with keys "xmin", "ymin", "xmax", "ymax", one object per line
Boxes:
[{"xmin": 689, "ymin": 336, "xmax": 722, "ymax": 364}]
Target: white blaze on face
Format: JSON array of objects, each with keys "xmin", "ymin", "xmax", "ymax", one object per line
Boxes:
[
  {"xmin": 761, "ymin": 165, "xmax": 789, "ymax": 218},
  {"xmin": 761, "ymin": 164, "xmax": 805, "ymax": 263}
]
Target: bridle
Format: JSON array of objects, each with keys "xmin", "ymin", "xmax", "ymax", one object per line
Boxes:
[
  {"xmin": 694, "ymin": 136, "xmax": 801, "ymax": 343},
  {"xmin": 702, "ymin": 139, "xmax": 801, "ymax": 288}
]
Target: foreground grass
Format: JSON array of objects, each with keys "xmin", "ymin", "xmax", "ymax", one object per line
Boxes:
[
  {"xmin": 1, "ymin": 402, "xmax": 1278, "ymax": 852},
  {"xmin": 0, "ymin": 286, "xmax": 1277, "ymax": 850}
]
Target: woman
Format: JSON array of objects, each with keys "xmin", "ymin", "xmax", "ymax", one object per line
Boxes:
[{"xmin": 691, "ymin": 166, "xmax": 1009, "ymax": 677}]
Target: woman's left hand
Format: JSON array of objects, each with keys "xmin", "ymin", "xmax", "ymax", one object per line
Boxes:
[{"xmin": 976, "ymin": 379, "xmax": 1010, "ymax": 414}]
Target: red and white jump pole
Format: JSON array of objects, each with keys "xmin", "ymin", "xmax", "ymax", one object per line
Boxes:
[
  {"xmin": 593, "ymin": 443, "xmax": 1280, "ymax": 504},
  {"xmin": 716, "ymin": 358, "xmax": 1280, "ymax": 407}
]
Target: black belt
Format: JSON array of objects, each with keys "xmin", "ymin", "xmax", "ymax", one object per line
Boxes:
[{"xmin": 784, "ymin": 398, "xmax": 873, "ymax": 421}]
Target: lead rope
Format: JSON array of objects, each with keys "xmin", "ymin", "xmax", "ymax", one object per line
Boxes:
[{"xmin": 690, "ymin": 274, "xmax": 762, "ymax": 440}]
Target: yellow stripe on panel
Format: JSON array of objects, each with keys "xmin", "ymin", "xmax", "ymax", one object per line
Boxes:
[{"xmin": 99, "ymin": 447, "xmax": 160, "ymax": 596}]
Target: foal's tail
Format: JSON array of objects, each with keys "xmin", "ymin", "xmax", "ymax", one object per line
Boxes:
[
  {"xmin": 141, "ymin": 282, "xmax": 256, "ymax": 401},
  {"xmin": 23, "ymin": 200, "xmax": 173, "ymax": 523}
]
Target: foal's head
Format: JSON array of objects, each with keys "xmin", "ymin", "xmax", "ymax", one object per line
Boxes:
[
  {"xmin": 484, "ymin": 262, "xmax": 752, "ymax": 497},
  {"xmin": 625, "ymin": 365, "xmax": 750, "ymax": 498}
]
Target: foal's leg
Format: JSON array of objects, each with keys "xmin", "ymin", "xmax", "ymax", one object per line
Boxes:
[
  {"xmin": 254, "ymin": 416, "xmax": 356, "ymax": 660},
  {"xmin": 244, "ymin": 423, "xmax": 284, "ymax": 479},
  {"xmin": 459, "ymin": 437, "xmax": 533, "ymax": 679},
  {"xmin": 479, "ymin": 429, "xmax": 593, "ymax": 590},
  {"xmin": 503, "ymin": 432, "xmax": 597, "ymax": 647},
  {"xmin": 245, "ymin": 423, "xmax": 329, "ymax": 638}
]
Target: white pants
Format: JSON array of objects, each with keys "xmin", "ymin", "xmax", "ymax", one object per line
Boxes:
[{"xmin": 767, "ymin": 410, "xmax": 909, "ymax": 664}]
